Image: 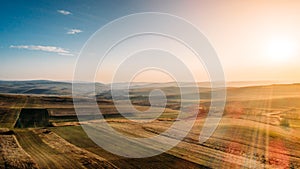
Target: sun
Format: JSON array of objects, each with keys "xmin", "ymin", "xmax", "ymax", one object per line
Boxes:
[{"xmin": 266, "ymin": 37, "xmax": 298, "ymax": 62}]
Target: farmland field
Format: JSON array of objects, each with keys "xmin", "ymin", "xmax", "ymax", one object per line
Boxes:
[{"xmin": 0, "ymin": 81, "xmax": 300, "ymax": 168}]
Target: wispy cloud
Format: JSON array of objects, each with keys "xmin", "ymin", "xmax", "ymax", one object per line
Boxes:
[
  {"xmin": 57, "ymin": 9, "xmax": 72, "ymax": 15},
  {"xmin": 67, "ymin": 29, "xmax": 82, "ymax": 35},
  {"xmin": 10, "ymin": 45, "xmax": 73, "ymax": 56}
]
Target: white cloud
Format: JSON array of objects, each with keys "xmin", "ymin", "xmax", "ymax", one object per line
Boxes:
[
  {"xmin": 57, "ymin": 10, "xmax": 72, "ymax": 15},
  {"xmin": 67, "ymin": 29, "xmax": 82, "ymax": 35},
  {"xmin": 10, "ymin": 45, "xmax": 73, "ymax": 56}
]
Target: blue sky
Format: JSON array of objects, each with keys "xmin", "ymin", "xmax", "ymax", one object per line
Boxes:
[
  {"xmin": 0, "ymin": 0, "xmax": 177, "ymax": 56},
  {"xmin": 1, "ymin": 1, "xmax": 300, "ymax": 82},
  {"xmin": 1, "ymin": 0, "xmax": 143, "ymax": 51},
  {"xmin": 1, "ymin": 0, "xmax": 186, "ymax": 81},
  {"xmin": 0, "ymin": 0, "xmax": 151, "ymax": 80}
]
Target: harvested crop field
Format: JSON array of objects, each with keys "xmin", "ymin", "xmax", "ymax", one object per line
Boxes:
[
  {"xmin": 14, "ymin": 130, "xmax": 82, "ymax": 169},
  {"xmin": 51, "ymin": 126, "xmax": 207, "ymax": 169},
  {"xmin": 34, "ymin": 128, "xmax": 117, "ymax": 169},
  {"xmin": 0, "ymin": 83, "xmax": 300, "ymax": 168},
  {"xmin": 0, "ymin": 129, "xmax": 37, "ymax": 169}
]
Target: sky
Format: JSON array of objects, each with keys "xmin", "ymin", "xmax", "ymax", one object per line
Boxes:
[{"xmin": 1, "ymin": 0, "xmax": 300, "ymax": 83}]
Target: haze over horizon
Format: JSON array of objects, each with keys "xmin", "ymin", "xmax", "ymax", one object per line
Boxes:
[{"xmin": 1, "ymin": 0, "xmax": 300, "ymax": 83}]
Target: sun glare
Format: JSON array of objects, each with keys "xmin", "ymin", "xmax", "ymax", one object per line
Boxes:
[{"xmin": 266, "ymin": 37, "xmax": 298, "ymax": 62}]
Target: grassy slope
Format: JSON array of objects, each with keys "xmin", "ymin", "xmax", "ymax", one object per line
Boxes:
[{"xmin": 51, "ymin": 126, "xmax": 207, "ymax": 169}]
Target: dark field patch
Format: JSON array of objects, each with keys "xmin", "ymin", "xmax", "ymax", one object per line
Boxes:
[{"xmin": 15, "ymin": 109, "xmax": 50, "ymax": 128}]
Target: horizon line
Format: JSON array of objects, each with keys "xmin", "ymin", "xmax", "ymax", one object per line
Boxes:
[{"xmin": 0, "ymin": 79, "xmax": 299, "ymax": 85}]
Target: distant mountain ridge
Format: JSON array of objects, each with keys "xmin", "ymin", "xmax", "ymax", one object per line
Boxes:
[
  {"xmin": 0, "ymin": 80, "xmax": 106, "ymax": 96},
  {"xmin": 0, "ymin": 80, "xmax": 298, "ymax": 96}
]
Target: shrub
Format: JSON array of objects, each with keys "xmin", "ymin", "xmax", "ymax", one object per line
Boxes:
[{"xmin": 280, "ymin": 118, "xmax": 290, "ymax": 128}]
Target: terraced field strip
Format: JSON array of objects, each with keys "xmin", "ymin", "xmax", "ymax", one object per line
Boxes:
[
  {"xmin": 52, "ymin": 126, "xmax": 206, "ymax": 169},
  {"xmin": 90, "ymin": 122, "xmax": 268, "ymax": 168},
  {"xmin": 0, "ymin": 95, "xmax": 28, "ymax": 129},
  {"xmin": 0, "ymin": 109, "xmax": 19, "ymax": 128},
  {"xmin": 87, "ymin": 119, "xmax": 282, "ymax": 168},
  {"xmin": 34, "ymin": 129, "xmax": 118, "ymax": 169},
  {"xmin": 15, "ymin": 129, "xmax": 82, "ymax": 169},
  {"xmin": 139, "ymin": 117, "xmax": 300, "ymax": 168},
  {"xmin": 0, "ymin": 130, "xmax": 37, "ymax": 169}
]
